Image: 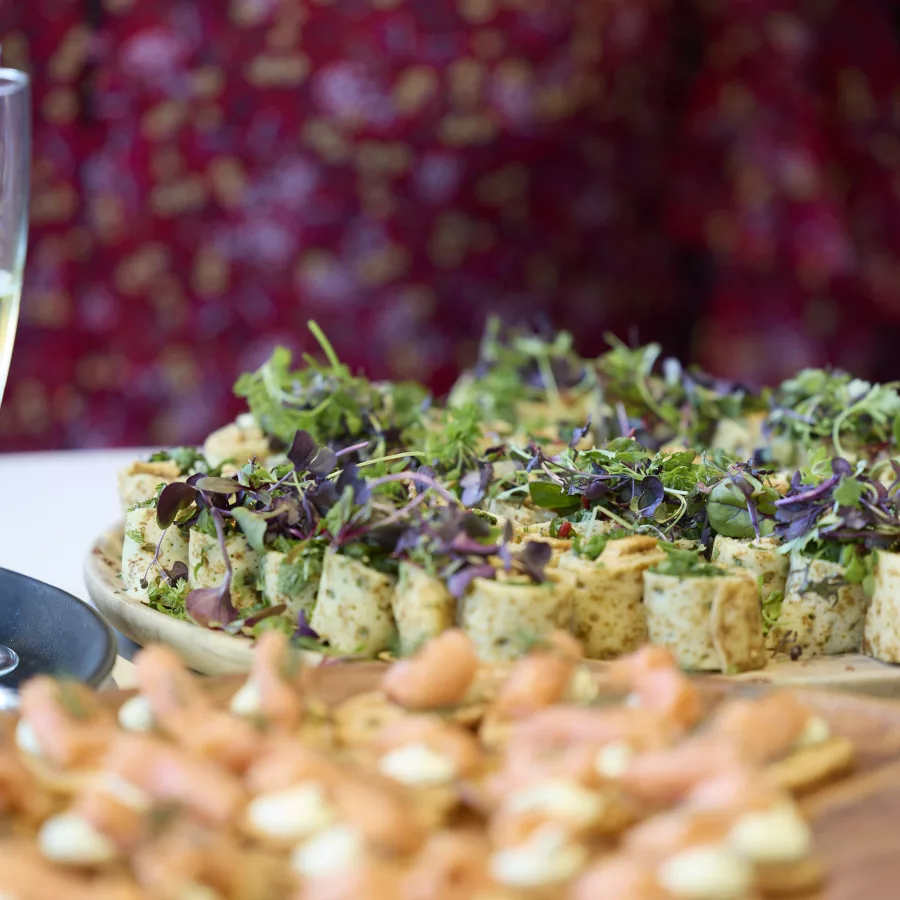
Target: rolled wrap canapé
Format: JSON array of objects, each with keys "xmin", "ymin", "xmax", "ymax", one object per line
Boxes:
[
  {"xmin": 862, "ymin": 550, "xmax": 900, "ymax": 661},
  {"xmin": 643, "ymin": 548, "xmax": 765, "ymax": 673},
  {"xmin": 391, "ymin": 561, "xmax": 456, "ymax": 657},
  {"xmin": 461, "ymin": 567, "xmax": 576, "ymax": 662},
  {"xmin": 769, "ymin": 550, "xmax": 868, "ymax": 656},
  {"xmin": 310, "ymin": 549, "xmax": 398, "ymax": 656},
  {"xmin": 188, "ymin": 528, "xmax": 261, "ymax": 611},
  {"xmin": 559, "ymin": 534, "xmax": 665, "ymax": 659},
  {"xmin": 122, "ymin": 506, "xmax": 189, "ymax": 601}
]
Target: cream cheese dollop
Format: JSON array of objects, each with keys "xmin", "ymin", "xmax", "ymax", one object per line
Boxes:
[
  {"xmin": 729, "ymin": 802, "xmax": 813, "ymax": 864},
  {"xmin": 490, "ymin": 825, "xmax": 587, "ymax": 887},
  {"xmin": 229, "ymin": 679, "xmax": 263, "ymax": 718},
  {"xmin": 506, "ymin": 778, "xmax": 605, "ymax": 826},
  {"xmin": 117, "ymin": 694, "xmax": 155, "ymax": 732},
  {"xmin": 378, "ymin": 743, "xmax": 457, "ymax": 787},
  {"xmin": 795, "ymin": 715, "xmax": 831, "ymax": 749},
  {"xmin": 14, "ymin": 719, "xmax": 43, "ymax": 757},
  {"xmin": 290, "ymin": 825, "xmax": 364, "ymax": 878},
  {"xmin": 563, "ymin": 666, "xmax": 601, "ymax": 704},
  {"xmin": 38, "ymin": 812, "xmax": 119, "ymax": 865},
  {"xmin": 657, "ymin": 844, "xmax": 752, "ymax": 900},
  {"xmin": 246, "ymin": 782, "xmax": 336, "ymax": 842},
  {"xmin": 594, "ymin": 741, "xmax": 635, "ymax": 779}
]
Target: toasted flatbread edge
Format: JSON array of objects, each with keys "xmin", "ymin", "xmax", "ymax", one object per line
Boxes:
[
  {"xmin": 765, "ymin": 736, "xmax": 855, "ymax": 794},
  {"xmin": 754, "ymin": 854, "xmax": 824, "ymax": 895}
]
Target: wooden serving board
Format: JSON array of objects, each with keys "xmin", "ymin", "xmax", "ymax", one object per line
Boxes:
[
  {"xmin": 86, "ymin": 523, "xmax": 900, "ymax": 698},
  {"xmin": 93, "ymin": 663, "xmax": 900, "ymax": 899},
  {"xmin": 298, "ymin": 671, "xmax": 900, "ymax": 899}
]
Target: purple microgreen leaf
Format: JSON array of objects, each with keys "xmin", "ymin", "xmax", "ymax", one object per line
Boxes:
[
  {"xmin": 308, "ymin": 447, "xmax": 338, "ymax": 476},
  {"xmin": 569, "ymin": 416, "xmax": 592, "ymax": 448},
  {"xmin": 156, "ymin": 482, "xmax": 199, "ymax": 529},
  {"xmin": 448, "ymin": 533, "xmax": 499, "ymax": 556},
  {"xmin": 446, "ymin": 563, "xmax": 495, "ymax": 598},
  {"xmin": 636, "ymin": 475, "xmax": 665, "ymax": 515},
  {"xmin": 831, "ymin": 457, "xmax": 853, "ymax": 478},
  {"xmin": 516, "ymin": 540, "xmax": 552, "ymax": 582},
  {"xmin": 287, "ymin": 430, "xmax": 318, "ymax": 471},
  {"xmin": 336, "ymin": 463, "xmax": 370, "ymax": 504},
  {"xmin": 164, "ymin": 561, "xmax": 189, "ymax": 584},
  {"xmin": 525, "ymin": 449, "xmax": 543, "ymax": 474},
  {"xmin": 460, "ymin": 463, "xmax": 493, "ymax": 507},
  {"xmin": 294, "ymin": 609, "xmax": 319, "ymax": 640},
  {"xmin": 310, "ymin": 480, "xmax": 338, "ymax": 513},
  {"xmin": 185, "ymin": 585, "xmax": 239, "ymax": 628}
]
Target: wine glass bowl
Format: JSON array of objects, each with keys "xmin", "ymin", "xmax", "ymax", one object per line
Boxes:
[
  {"xmin": 0, "ymin": 67, "xmax": 30, "ymax": 402},
  {"xmin": 0, "ymin": 66, "xmax": 31, "ymax": 678},
  {"xmin": 0, "ymin": 645, "xmax": 18, "ymax": 677}
]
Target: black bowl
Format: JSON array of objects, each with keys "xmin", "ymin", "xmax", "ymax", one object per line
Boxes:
[{"xmin": 0, "ymin": 567, "xmax": 117, "ymax": 690}]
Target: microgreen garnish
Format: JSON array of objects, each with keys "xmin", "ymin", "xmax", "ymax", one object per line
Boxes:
[
  {"xmin": 706, "ymin": 464, "xmax": 779, "ymax": 540},
  {"xmin": 572, "ymin": 527, "xmax": 631, "ymax": 560},
  {"xmin": 449, "ymin": 316, "xmax": 597, "ymax": 426},
  {"xmin": 234, "ymin": 321, "xmax": 428, "ymax": 454},
  {"xmin": 774, "ymin": 457, "xmax": 900, "ymax": 555},
  {"xmin": 650, "ymin": 544, "xmax": 725, "ymax": 578},
  {"xmin": 521, "ymin": 438, "xmax": 711, "ymax": 543},
  {"xmin": 148, "ymin": 446, "xmax": 210, "ymax": 475},
  {"xmin": 396, "ymin": 506, "xmax": 550, "ymax": 597},
  {"xmin": 766, "ymin": 369, "xmax": 900, "ymax": 461},
  {"xmin": 595, "ymin": 334, "xmax": 763, "ymax": 450}
]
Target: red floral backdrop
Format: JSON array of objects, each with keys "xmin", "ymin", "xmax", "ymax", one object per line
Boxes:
[{"xmin": 1, "ymin": 0, "xmax": 899, "ymax": 450}]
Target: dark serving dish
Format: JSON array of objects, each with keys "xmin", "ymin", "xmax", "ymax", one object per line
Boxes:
[{"xmin": 0, "ymin": 567, "xmax": 117, "ymax": 690}]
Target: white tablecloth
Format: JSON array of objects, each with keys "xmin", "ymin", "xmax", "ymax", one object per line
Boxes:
[{"xmin": 0, "ymin": 448, "xmax": 151, "ymax": 687}]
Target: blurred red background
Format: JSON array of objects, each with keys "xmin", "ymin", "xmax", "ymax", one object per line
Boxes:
[{"xmin": 2, "ymin": 0, "xmax": 900, "ymax": 451}]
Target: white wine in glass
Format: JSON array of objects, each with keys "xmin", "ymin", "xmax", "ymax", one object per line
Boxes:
[{"xmin": 0, "ymin": 67, "xmax": 31, "ymax": 677}]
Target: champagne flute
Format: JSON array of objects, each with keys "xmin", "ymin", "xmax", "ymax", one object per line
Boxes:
[{"xmin": 0, "ymin": 66, "xmax": 31, "ymax": 677}]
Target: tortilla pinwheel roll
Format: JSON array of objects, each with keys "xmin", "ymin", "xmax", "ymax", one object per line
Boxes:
[
  {"xmin": 712, "ymin": 535, "xmax": 789, "ymax": 603},
  {"xmin": 484, "ymin": 498, "xmax": 556, "ymax": 529},
  {"xmin": 460, "ymin": 568, "xmax": 576, "ymax": 661},
  {"xmin": 188, "ymin": 529, "xmax": 261, "ymax": 611},
  {"xmin": 121, "ymin": 507, "xmax": 189, "ymax": 600},
  {"xmin": 391, "ymin": 562, "xmax": 456, "ymax": 656},
  {"xmin": 202, "ymin": 413, "xmax": 271, "ymax": 470},
  {"xmin": 559, "ymin": 536, "xmax": 665, "ymax": 659},
  {"xmin": 261, "ymin": 550, "xmax": 319, "ymax": 618},
  {"xmin": 310, "ymin": 550, "xmax": 398, "ymax": 656},
  {"xmin": 709, "ymin": 412, "xmax": 766, "ymax": 460},
  {"xmin": 643, "ymin": 568, "xmax": 765, "ymax": 672},
  {"xmin": 863, "ymin": 551, "xmax": 900, "ymax": 662},
  {"xmin": 769, "ymin": 552, "xmax": 868, "ymax": 656},
  {"xmin": 117, "ymin": 460, "xmax": 181, "ymax": 515}
]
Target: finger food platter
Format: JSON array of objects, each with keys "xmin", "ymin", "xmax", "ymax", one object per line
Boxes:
[
  {"xmin": 83, "ymin": 320, "xmax": 900, "ymax": 696},
  {"xmin": 3, "ymin": 630, "xmax": 900, "ymax": 898}
]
